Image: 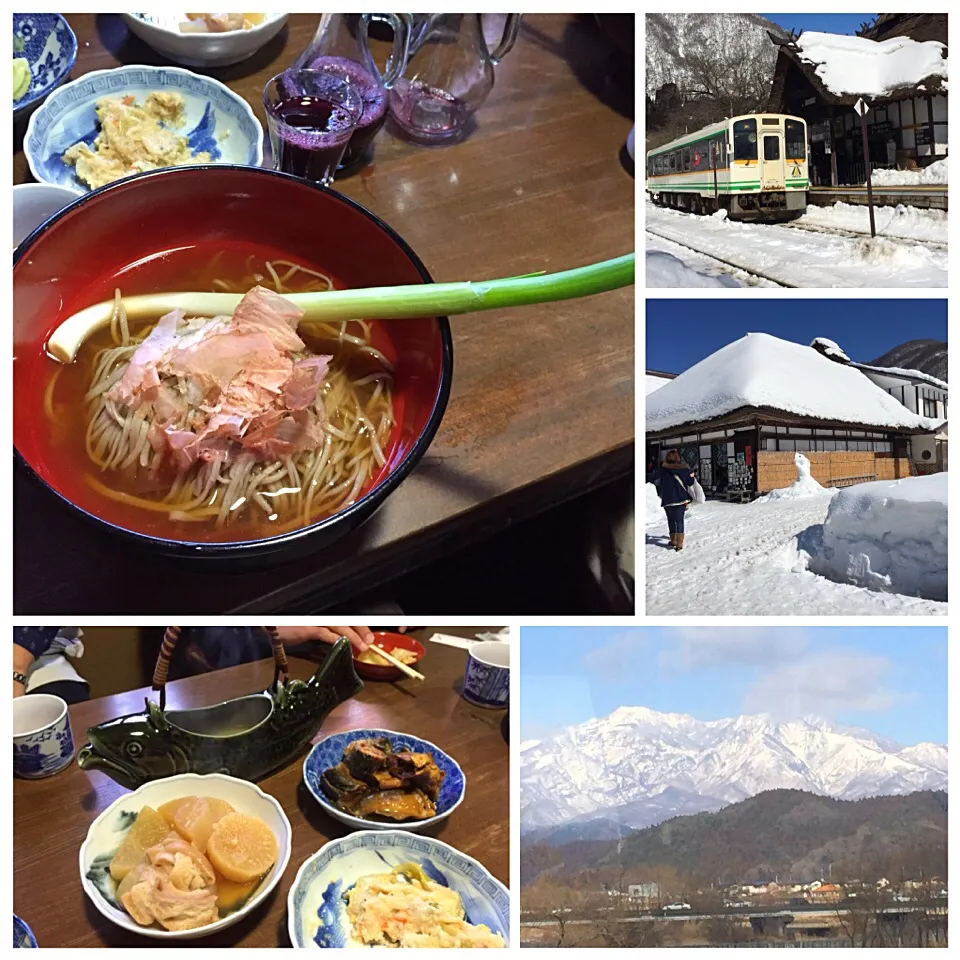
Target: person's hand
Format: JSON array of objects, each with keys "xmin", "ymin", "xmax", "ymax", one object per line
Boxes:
[
  {"xmin": 13, "ymin": 642, "xmax": 34, "ymax": 699},
  {"xmin": 274, "ymin": 626, "xmax": 375, "ymax": 655}
]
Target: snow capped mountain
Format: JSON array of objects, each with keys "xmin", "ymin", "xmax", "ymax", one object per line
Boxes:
[
  {"xmin": 645, "ymin": 13, "xmax": 787, "ymax": 97},
  {"xmin": 520, "ymin": 707, "xmax": 947, "ymax": 834}
]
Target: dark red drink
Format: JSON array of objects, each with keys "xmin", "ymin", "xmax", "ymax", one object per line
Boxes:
[
  {"xmin": 266, "ymin": 95, "xmax": 356, "ymax": 182},
  {"xmin": 307, "ymin": 55, "xmax": 387, "ymax": 169}
]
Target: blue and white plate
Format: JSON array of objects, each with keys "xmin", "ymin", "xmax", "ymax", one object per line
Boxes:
[
  {"xmin": 13, "ymin": 915, "xmax": 37, "ymax": 948},
  {"xmin": 23, "ymin": 64, "xmax": 263, "ymax": 192},
  {"xmin": 287, "ymin": 830, "xmax": 510, "ymax": 948},
  {"xmin": 303, "ymin": 728, "xmax": 465, "ymax": 833},
  {"xmin": 13, "ymin": 13, "xmax": 78, "ymax": 118}
]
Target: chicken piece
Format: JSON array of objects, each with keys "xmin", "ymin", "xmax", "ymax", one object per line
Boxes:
[
  {"xmin": 121, "ymin": 866, "xmax": 219, "ymax": 931},
  {"xmin": 205, "ymin": 13, "xmax": 245, "ymax": 32},
  {"xmin": 120, "ymin": 835, "xmax": 220, "ymax": 931},
  {"xmin": 354, "ymin": 789, "xmax": 436, "ymax": 822}
]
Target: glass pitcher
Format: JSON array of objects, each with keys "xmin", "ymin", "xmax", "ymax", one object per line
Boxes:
[
  {"xmin": 389, "ymin": 14, "xmax": 522, "ymax": 143},
  {"xmin": 293, "ymin": 13, "xmax": 412, "ymax": 170}
]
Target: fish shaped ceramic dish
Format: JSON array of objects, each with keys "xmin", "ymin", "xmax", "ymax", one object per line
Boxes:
[{"xmin": 78, "ymin": 637, "xmax": 363, "ymax": 789}]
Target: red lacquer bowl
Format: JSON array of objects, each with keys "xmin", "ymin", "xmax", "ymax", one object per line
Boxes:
[
  {"xmin": 353, "ymin": 631, "xmax": 427, "ymax": 681},
  {"xmin": 13, "ymin": 166, "xmax": 452, "ymax": 563}
]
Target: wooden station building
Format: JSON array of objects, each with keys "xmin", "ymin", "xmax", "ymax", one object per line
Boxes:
[{"xmin": 765, "ymin": 14, "xmax": 947, "ymax": 186}]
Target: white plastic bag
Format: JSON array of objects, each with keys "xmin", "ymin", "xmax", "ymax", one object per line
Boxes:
[{"xmin": 688, "ymin": 479, "xmax": 706, "ymax": 504}]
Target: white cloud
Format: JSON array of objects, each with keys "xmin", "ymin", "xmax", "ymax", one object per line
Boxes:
[
  {"xmin": 659, "ymin": 626, "xmax": 811, "ymax": 672},
  {"xmin": 581, "ymin": 631, "xmax": 649, "ymax": 676},
  {"xmin": 742, "ymin": 649, "xmax": 903, "ymax": 719}
]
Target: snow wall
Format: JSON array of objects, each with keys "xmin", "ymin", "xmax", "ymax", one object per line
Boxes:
[{"xmin": 807, "ymin": 474, "xmax": 947, "ymax": 601}]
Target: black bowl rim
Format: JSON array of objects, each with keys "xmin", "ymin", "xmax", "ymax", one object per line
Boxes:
[{"xmin": 13, "ymin": 164, "xmax": 453, "ymax": 557}]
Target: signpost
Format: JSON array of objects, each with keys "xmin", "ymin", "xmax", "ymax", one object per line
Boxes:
[{"xmin": 854, "ymin": 97, "xmax": 877, "ymax": 237}]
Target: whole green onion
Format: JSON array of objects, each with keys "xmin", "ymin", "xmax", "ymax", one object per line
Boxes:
[{"xmin": 46, "ymin": 253, "xmax": 635, "ymax": 363}]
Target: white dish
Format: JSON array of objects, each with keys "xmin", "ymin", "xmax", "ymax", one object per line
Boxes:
[
  {"xmin": 78, "ymin": 772, "xmax": 291, "ymax": 940},
  {"xmin": 13, "ymin": 182, "xmax": 80, "ymax": 247},
  {"xmin": 23, "ymin": 64, "xmax": 263, "ymax": 192},
  {"xmin": 287, "ymin": 830, "xmax": 510, "ymax": 948},
  {"xmin": 122, "ymin": 13, "xmax": 289, "ymax": 67}
]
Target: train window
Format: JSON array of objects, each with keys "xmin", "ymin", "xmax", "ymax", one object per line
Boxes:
[
  {"xmin": 733, "ymin": 118, "xmax": 758, "ymax": 161},
  {"xmin": 763, "ymin": 136, "xmax": 780, "ymax": 160},
  {"xmin": 682, "ymin": 147, "xmax": 691, "ymax": 171},
  {"xmin": 669, "ymin": 152, "xmax": 677, "ymax": 172},
  {"xmin": 785, "ymin": 120, "xmax": 806, "ymax": 160}
]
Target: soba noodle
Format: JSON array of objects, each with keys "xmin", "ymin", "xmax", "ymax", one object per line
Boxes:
[{"xmin": 80, "ymin": 261, "xmax": 395, "ymax": 531}]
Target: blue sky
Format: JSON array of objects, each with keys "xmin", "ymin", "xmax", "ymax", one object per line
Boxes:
[
  {"xmin": 646, "ymin": 298, "xmax": 947, "ymax": 374},
  {"xmin": 520, "ymin": 627, "xmax": 946, "ymax": 746},
  {"xmin": 760, "ymin": 14, "xmax": 875, "ymax": 36}
]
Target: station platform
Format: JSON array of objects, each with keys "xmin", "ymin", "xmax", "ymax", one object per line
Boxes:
[{"xmin": 808, "ymin": 184, "xmax": 947, "ymax": 211}]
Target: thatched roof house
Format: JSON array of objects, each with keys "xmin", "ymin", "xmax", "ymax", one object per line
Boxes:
[{"xmin": 766, "ymin": 14, "xmax": 947, "ymax": 185}]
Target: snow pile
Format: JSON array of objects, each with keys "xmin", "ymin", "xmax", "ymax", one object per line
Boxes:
[
  {"xmin": 646, "ymin": 482, "xmax": 664, "ymax": 526},
  {"xmin": 647, "ymin": 332, "xmax": 945, "ymax": 434},
  {"xmin": 798, "ymin": 202, "xmax": 948, "ymax": 244},
  {"xmin": 808, "ymin": 474, "xmax": 947, "ymax": 601},
  {"xmin": 848, "ymin": 235, "xmax": 945, "ymax": 273},
  {"xmin": 756, "ymin": 453, "xmax": 837, "ymax": 502},
  {"xmin": 646, "ymin": 250, "xmax": 741, "ymax": 288},
  {"xmin": 811, "ymin": 337, "xmax": 850, "ymax": 362},
  {"xmin": 870, "ymin": 158, "xmax": 948, "ymax": 186},
  {"xmin": 794, "ymin": 31, "xmax": 947, "ymax": 98},
  {"xmin": 645, "ymin": 374, "xmax": 672, "ymax": 395}
]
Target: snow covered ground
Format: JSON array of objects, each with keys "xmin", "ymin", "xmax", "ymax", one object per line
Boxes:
[
  {"xmin": 646, "ymin": 200, "xmax": 947, "ymax": 288},
  {"xmin": 870, "ymin": 158, "xmax": 948, "ymax": 186},
  {"xmin": 645, "ymin": 484, "xmax": 946, "ymax": 616},
  {"xmin": 796, "ymin": 201, "xmax": 947, "ymax": 244}
]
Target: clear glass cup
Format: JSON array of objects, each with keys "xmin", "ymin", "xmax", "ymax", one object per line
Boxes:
[{"xmin": 262, "ymin": 70, "xmax": 363, "ymax": 186}]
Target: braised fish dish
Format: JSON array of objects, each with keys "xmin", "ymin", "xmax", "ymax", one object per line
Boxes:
[{"xmin": 320, "ymin": 737, "xmax": 445, "ymax": 822}]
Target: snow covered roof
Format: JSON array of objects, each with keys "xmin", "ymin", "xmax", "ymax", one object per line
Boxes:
[
  {"xmin": 645, "ymin": 373, "xmax": 673, "ymax": 395},
  {"xmin": 646, "ymin": 332, "xmax": 945, "ymax": 434},
  {"xmin": 770, "ymin": 29, "xmax": 947, "ymax": 105},
  {"xmin": 852, "ymin": 362, "xmax": 948, "ymax": 391},
  {"xmin": 810, "ymin": 337, "xmax": 850, "ymax": 362}
]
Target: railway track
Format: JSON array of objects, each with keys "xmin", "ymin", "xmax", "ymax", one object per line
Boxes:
[
  {"xmin": 783, "ymin": 220, "xmax": 948, "ymax": 250},
  {"xmin": 645, "ymin": 228, "xmax": 798, "ymax": 288}
]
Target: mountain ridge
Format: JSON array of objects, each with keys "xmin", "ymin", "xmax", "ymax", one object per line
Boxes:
[{"xmin": 520, "ymin": 707, "xmax": 947, "ymax": 836}]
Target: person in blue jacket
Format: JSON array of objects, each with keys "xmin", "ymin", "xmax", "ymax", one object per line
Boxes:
[{"xmin": 648, "ymin": 449, "xmax": 696, "ymax": 551}]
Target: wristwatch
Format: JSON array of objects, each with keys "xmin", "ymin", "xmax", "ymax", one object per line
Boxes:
[{"xmin": 13, "ymin": 671, "xmax": 28, "ymax": 686}]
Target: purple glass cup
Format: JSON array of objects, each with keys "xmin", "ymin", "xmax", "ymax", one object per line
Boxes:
[{"xmin": 263, "ymin": 70, "xmax": 363, "ymax": 186}]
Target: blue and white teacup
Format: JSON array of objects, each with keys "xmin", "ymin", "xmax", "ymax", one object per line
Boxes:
[
  {"xmin": 13, "ymin": 693, "xmax": 75, "ymax": 779},
  {"xmin": 462, "ymin": 641, "xmax": 510, "ymax": 709}
]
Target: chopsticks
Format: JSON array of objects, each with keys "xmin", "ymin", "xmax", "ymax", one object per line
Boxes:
[{"xmin": 371, "ymin": 644, "xmax": 425, "ymax": 682}]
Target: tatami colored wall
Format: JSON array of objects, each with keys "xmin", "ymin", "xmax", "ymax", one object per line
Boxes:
[{"xmin": 757, "ymin": 451, "xmax": 912, "ymax": 493}]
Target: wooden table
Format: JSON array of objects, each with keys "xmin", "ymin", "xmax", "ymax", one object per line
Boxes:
[
  {"xmin": 13, "ymin": 14, "xmax": 635, "ymax": 614},
  {"xmin": 13, "ymin": 629, "xmax": 509, "ymax": 946}
]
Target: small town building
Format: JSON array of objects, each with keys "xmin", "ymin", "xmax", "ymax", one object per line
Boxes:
[
  {"xmin": 626, "ymin": 882, "xmax": 660, "ymax": 908},
  {"xmin": 766, "ymin": 14, "xmax": 947, "ymax": 186},
  {"xmin": 646, "ymin": 333, "xmax": 945, "ymax": 499},
  {"xmin": 808, "ymin": 881, "xmax": 844, "ymax": 904}
]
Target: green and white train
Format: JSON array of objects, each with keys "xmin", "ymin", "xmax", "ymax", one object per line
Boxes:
[{"xmin": 646, "ymin": 114, "xmax": 809, "ymax": 221}]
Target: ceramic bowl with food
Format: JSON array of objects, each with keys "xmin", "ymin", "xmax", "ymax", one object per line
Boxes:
[
  {"xmin": 122, "ymin": 14, "xmax": 288, "ymax": 68},
  {"xmin": 353, "ymin": 631, "xmax": 426, "ymax": 682},
  {"xmin": 303, "ymin": 728, "xmax": 465, "ymax": 832},
  {"xmin": 13, "ymin": 13, "xmax": 78, "ymax": 119},
  {"xmin": 287, "ymin": 830, "xmax": 509, "ymax": 947},
  {"xmin": 23, "ymin": 64, "xmax": 263, "ymax": 192},
  {"xmin": 79, "ymin": 772, "xmax": 292, "ymax": 940},
  {"xmin": 13, "ymin": 165, "xmax": 452, "ymax": 565}
]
